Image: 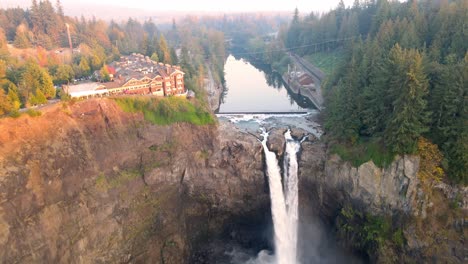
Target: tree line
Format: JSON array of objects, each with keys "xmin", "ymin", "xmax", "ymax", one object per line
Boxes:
[
  {"xmin": 0, "ymin": 0, "xmax": 227, "ymax": 115},
  {"xmin": 286, "ymin": 0, "xmax": 467, "ymax": 184}
]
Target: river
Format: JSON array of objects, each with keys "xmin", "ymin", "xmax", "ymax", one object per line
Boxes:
[{"xmin": 219, "ymin": 55, "xmax": 313, "ymax": 113}]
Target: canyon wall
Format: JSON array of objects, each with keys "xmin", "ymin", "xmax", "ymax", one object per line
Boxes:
[
  {"xmin": 0, "ymin": 99, "xmax": 268, "ymax": 263},
  {"xmin": 298, "ymin": 140, "xmax": 466, "ymax": 263}
]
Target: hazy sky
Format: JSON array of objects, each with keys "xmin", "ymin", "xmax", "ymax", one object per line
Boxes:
[
  {"xmin": 86, "ymin": 0, "xmax": 355, "ymax": 12},
  {"xmin": 2, "ymin": 0, "xmax": 355, "ymax": 13}
]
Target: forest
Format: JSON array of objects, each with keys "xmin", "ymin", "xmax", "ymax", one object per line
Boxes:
[
  {"xmin": 284, "ymin": 0, "xmax": 466, "ymax": 184},
  {"xmin": 0, "ymin": 0, "xmax": 226, "ymax": 115}
]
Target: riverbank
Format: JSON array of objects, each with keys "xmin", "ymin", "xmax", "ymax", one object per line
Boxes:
[
  {"xmin": 281, "ymin": 54, "xmax": 325, "ymax": 111},
  {"xmin": 205, "ymin": 64, "xmax": 224, "ymax": 112}
]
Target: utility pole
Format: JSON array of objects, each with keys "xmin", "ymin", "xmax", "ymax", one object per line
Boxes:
[{"xmin": 65, "ymin": 23, "xmax": 73, "ymax": 53}]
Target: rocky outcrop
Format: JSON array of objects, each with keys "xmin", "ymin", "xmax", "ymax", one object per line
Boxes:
[
  {"xmin": 297, "ymin": 140, "xmax": 466, "ymax": 263},
  {"xmin": 0, "ymin": 99, "xmax": 268, "ymax": 263},
  {"xmin": 322, "ymin": 154, "xmax": 420, "ymax": 214}
]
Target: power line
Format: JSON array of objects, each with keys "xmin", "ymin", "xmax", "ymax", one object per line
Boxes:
[{"xmin": 230, "ymin": 36, "xmax": 357, "ymax": 56}]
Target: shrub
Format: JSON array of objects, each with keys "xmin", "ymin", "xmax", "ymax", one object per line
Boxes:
[
  {"xmin": 417, "ymin": 137, "xmax": 445, "ymax": 183},
  {"xmin": 330, "ymin": 138, "xmax": 394, "ymax": 168},
  {"xmin": 26, "ymin": 109, "xmax": 42, "ymax": 117},
  {"xmin": 8, "ymin": 110, "xmax": 21, "ymax": 118},
  {"xmin": 337, "ymin": 205, "xmax": 405, "ymax": 259}
]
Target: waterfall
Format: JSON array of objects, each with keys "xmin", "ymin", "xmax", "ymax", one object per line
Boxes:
[{"xmin": 261, "ymin": 129, "xmax": 301, "ymax": 264}]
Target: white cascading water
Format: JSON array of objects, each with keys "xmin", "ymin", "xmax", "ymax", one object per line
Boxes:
[{"xmin": 260, "ymin": 129, "xmax": 302, "ymax": 264}]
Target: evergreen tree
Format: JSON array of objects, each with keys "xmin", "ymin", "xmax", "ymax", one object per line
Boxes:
[
  {"xmin": 385, "ymin": 45, "xmax": 429, "ymax": 153},
  {"xmin": 56, "ymin": 0, "xmax": 64, "ymax": 18},
  {"xmin": 0, "ymin": 29, "xmax": 9, "ymax": 58},
  {"xmin": 6, "ymin": 84, "xmax": 21, "ymax": 111},
  {"xmin": 0, "ymin": 88, "xmax": 12, "ymax": 115},
  {"xmin": 360, "ymin": 40, "xmax": 391, "ymax": 136},
  {"xmin": 78, "ymin": 56, "xmax": 91, "ymax": 77},
  {"xmin": 170, "ymin": 47, "xmax": 178, "ymax": 65},
  {"xmin": 99, "ymin": 65, "xmax": 110, "ymax": 82},
  {"xmin": 150, "ymin": 53, "xmax": 159, "ymax": 62},
  {"xmin": 22, "ymin": 61, "xmax": 55, "ymax": 101},
  {"xmin": 54, "ymin": 64, "xmax": 74, "ymax": 85},
  {"xmin": 286, "ymin": 8, "xmax": 301, "ymax": 48},
  {"xmin": 159, "ymin": 35, "xmax": 171, "ymax": 64},
  {"xmin": 13, "ymin": 23, "xmax": 31, "ymax": 48},
  {"xmin": 29, "ymin": 88, "xmax": 47, "ymax": 106}
]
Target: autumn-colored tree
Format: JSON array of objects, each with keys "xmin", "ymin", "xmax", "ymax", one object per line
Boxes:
[
  {"xmin": 99, "ymin": 65, "xmax": 110, "ymax": 82},
  {"xmin": 53, "ymin": 64, "xmax": 74, "ymax": 85},
  {"xmin": 13, "ymin": 23, "xmax": 31, "ymax": 48},
  {"xmin": 0, "ymin": 60, "xmax": 6, "ymax": 78},
  {"xmin": 78, "ymin": 56, "xmax": 91, "ymax": 77},
  {"xmin": 0, "ymin": 89, "xmax": 12, "ymax": 115},
  {"xmin": 0, "ymin": 29, "xmax": 9, "ymax": 58},
  {"xmin": 150, "ymin": 52, "xmax": 159, "ymax": 62},
  {"xmin": 1, "ymin": 79, "xmax": 21, "ymax": 111},
  {"xmin": 36, "ymin": 46, "xmax": 49, "ymax": 67},
  {"xmin": 22, "ymin": 61, "xmax": 55, "ymax": 103},
  {"xmin": 159, "ymin": 35, "xmax": 172, "ymax": 64}
]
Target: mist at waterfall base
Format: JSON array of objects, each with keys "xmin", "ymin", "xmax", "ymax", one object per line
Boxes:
[{"xmin": 226, "ymin": 129, "xmax": 362, "ymax": 264}]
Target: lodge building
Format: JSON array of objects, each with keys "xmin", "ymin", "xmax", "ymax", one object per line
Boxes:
[{"xmin": 65, "ymin": 54, "xmax": 186, "ymax": 98}]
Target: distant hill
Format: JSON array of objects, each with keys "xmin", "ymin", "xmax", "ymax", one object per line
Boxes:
[
  {"xmin": 0, "ymin": 0, "xmax": 290, "ymax": 23},
  {"xmin": 1, "ymin": 0, "xmax": 174, "ymax": 22}
]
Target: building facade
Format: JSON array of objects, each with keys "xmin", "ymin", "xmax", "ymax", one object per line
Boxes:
[{"xmin": 65, "ymin": 54, "xmax": 186, "ymax": 98}]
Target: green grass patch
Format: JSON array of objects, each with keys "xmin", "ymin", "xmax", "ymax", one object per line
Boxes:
[
  {"xmin": 304, "ymin": 50, "xmax": 346, "ymax": 75},
  {"xmin": 26, "ymin": 109, "xmax": 42, "ymax": 117},
  {"xmin": 330, "ymin": 138, "xmax": 395, "ymax": 168},
  {"xmin": 113, "ymin": 97, "xmax": 216, "ymax": 126},
  {"xmin": 8, "ymin": 110, "xmax": 21, "ymax": 118}
]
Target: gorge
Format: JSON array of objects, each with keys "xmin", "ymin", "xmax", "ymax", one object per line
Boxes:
[
  {"xmin": 0, "ymin": 51, "xmax": 465, "ymax": 263},
  {"xmin": 0, "ymin": 0, "xmax": 466, "ymax": 263}
]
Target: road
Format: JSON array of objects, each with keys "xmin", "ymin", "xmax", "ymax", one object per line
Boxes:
[{"xmin": 19, "ymin": 99, "xmax": 61, "ymax": 113}]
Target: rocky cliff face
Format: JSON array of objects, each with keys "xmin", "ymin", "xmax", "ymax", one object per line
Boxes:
[
  {"xmin": 0, "ymin": 99, "xmax": 269, "ymax": 263},
  {"xmin": 298, "ymin": 140, "xmax": 466, "ymax": 263}
]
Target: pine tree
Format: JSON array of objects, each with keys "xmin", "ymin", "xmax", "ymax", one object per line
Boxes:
[
  {"xmin": 0, "ymin": 29, "xmax": 8, "ymax": 58},
  {"xmin": 170, "ymin": 47, "xmax": 178, "ymax": 65},
  {"xmin": 0, "ymin": 60, "xmax": 6, "ymax": 79},
  {"xmin": 429, "ymin": 54, "xmax": 468, "ymax": 183},
  {"xmin": 385, "ymin": 45, "xmax": 429, "ymax": 153},
  {"xmin": 99, "ymin": 65, "xmax": 110, "ymax": 82},
  {"xmin": 159, "ymin": 35, "xmax": 171, "ymax": 64},
  {"xmin": 0, "ymin": 89, "xmax": 12, "ymax": 115},
  {"xmin": 23, "ymin": 61, "xmax": 55, "ymax": 100},
  {"xmin": 324, "ymin": 44, "xmax": 364, "ymax": 143},
  {"xmin": 56, "ymin": 0, "xmax": 64, "ymax": 18},
  {"xmin": 150, "ymin": 53, "xmax": 159, "ymax": 62},
  {"xmin": 78, "ymin": 56, "xmax": 91, "ymax": 77},
  {"xmin": 54, "ymin": 64, "xmax": 74, "ymax": 85},
  {"xmin": 29, "ymin": 88, "xmax": 47, "ymax": 106},
  {"xmin": 360, "ymin": 40, "xmax": 390, "ymax": 136},
  {"xmin": 7, "ymin": 86, "xmax": 21, "ymax": 111},
  {"xmin": 140, "ymin": 34, "xmax": 149, "ymax": 56},
  {"xmin": 286, "ymin": 8, "xmax": 301, "ymax": 49}
]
